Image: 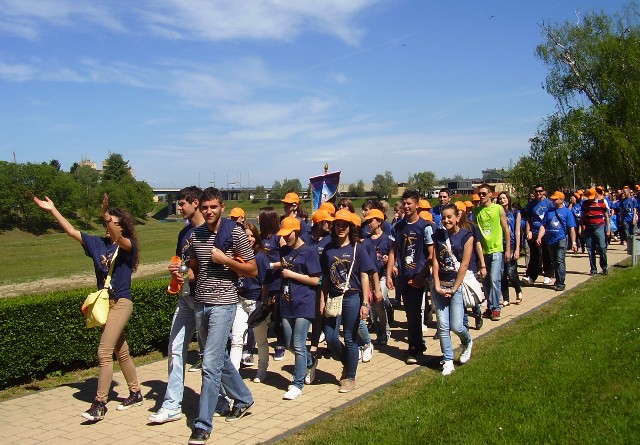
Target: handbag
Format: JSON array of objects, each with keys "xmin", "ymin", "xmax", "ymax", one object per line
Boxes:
[
  {"xmin": 324, "ymin": 244, "xmax": 357, "ymax": 318},
  {"xmin": 81, "ymin": 247, "xmax": 119, "ymax": 329},
  {"xmin": 247, "ymin": 300, "xmax": 273, "ymax": 329},
  {"xmin": 442, "ymin": 231, "xmax": 482, "ymax": 308}
]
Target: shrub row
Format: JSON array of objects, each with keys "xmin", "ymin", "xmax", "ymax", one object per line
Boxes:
[{"xmin": 0, "ymin": 278, "xmax": 177, "ymax": 388}]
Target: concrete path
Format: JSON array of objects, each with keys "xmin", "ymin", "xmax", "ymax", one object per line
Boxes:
[{"xmin": 0, "ymin": 244, "xmax": 629, "ymax": 445}]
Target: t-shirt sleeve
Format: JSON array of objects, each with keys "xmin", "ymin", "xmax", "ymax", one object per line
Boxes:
[
  {"xmin": 304, "ymin": 247, "xmax": 322, "ymax": 276},
  {"xmin": 232, "ymin": 226, "xmax": 255, "ymax": 262},
  {"xmin": 257, "ymin": 252, "xmax": 270, "ymax": 284},
  {"xmin": 424, "ymin": 225, "xmax": 434, "ymax": 245},
  {"xmin": 356, "ymin": 243, "xmax": 376, "ymax": 274}
]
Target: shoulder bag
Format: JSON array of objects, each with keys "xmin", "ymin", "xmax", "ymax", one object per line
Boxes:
[
  {"xmin": 324, "ymin": 244, "xmax": 357, "ymax": 318},
  {"xmin": 81, "ymin": 247, "xmax": 119, "ymax": 328}
]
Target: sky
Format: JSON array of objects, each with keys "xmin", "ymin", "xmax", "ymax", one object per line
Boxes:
[{"xmin": 0, "ymin": 0, "xmax": 630, "ymax": 189}]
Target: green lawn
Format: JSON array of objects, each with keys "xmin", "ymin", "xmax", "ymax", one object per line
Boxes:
[{"xmin": 280, "ymin": 267, "xmax": 640, "ymax": 444}]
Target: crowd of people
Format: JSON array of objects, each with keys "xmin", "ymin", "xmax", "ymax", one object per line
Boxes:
[{"xmin": 33, "ymin": 180, "xmax": 628, "ymax": 445}]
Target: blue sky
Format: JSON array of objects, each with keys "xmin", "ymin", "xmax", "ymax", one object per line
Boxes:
[{"xmin": 0, "ymin": 0, "xmax": 629, "ymax": 189}]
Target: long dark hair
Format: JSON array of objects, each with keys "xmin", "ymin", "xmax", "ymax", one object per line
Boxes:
[
  {"xmin": 497, "ymin": 192, "xmax": 513, "ymax": 212},
  {"xmin": 108, "ymin": 207, "xmax": 139, "ymax": 271},
  {"xmin": 244, "ymin": 222, "xmax": 267, "ymax": 255},
  {"xmin": 258, "ymin": 207, "xmax": 280, "ymax": 238},
  {"xmin": 331, "ymin": 219, "xmax": 360, "ymax": 245}
]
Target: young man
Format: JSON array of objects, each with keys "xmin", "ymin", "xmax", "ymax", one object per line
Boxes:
[
  {"xmin": 617, "ymin": 186, "xmax": 636, "ymax": 245},
  {"xmin": 188, "ymin": 187, "xmax": 257, "ymax": 445},
  {"xmin": 523, "ymin": 185, "xmax": 554, "ymax": 285},
  {"xmin": 536, "ymin": 191, "xmax": 577, "ymax": 291},
  {"xmin": 148, "ymin": 186, "xmax": 204, "ymax": 424},
  {"xmin": 386, "ymin": 190, "xmax": 434, "ymax": 364},
  {"xmin": 473, "ymin": 184, "xmax": 510, "ymax": 321},
  {"xmin": 431, "ymin": 188, "xmax": 452, "ymax": 228},
  {"xmin": 581, "ymin": 188, "xmax": 610, "ymax": 275}
]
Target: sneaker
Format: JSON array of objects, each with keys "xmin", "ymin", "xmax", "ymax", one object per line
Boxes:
[
  {"xmin": 81, "ymin": 400, "xmax": 107, "ymax": 421},
  {"xmin": 441, "ymin": 360, "xmax": 455, "ymax": 376},
  {"xmin": 406, "ymin": 353, "xmax": 418, "ymax": 365},
  {"xmin": 459, "ymin": 340, "xmax": 473, "ymax": 364},
  {"xmin": 116, "ymin": 390, "xmax": 143, "ymax": 411},
  {"xmin": 253, "ymin": 370, "xmax": 268, "ymax": 383},
  {"xmin": 432, "ymin": 331, "xmax": 440, "ymax": 339},
  {"xmin": 283, "ymin": 385, "xmax": 302, "ymax": 400},
  {"xmin": 361, "ymin": 342, "xmax": 374, "ymax": 363},
  {"xmin": 188, "ymin": 357, "xmax": 203, "ymax": 372},
  {"xmin": 188, "ymin": 427, "xmax": 210, "ymax": 445},
  {"xmin": 521, "ymin": 276, "xmax": 534, "ymax": 285},
  {"xmin": 482, "ymin": 308, "xmax": 492, "ymax": 318},
  {"xmin": 338, "ymin": 378, "xmax": 356, "ymax": 393},
  {"xmin": 241, "ymin": 353, "xmax": 255, "ymax": 367},
  {"xmin": 474, "ymin": 313, "xmax": 484, "ymax": 330},
  {"xmin": 491, "ymin": 310, "xmax": 501, "ymax": 321},
  {"xmin": 319, "ymin": 332, "xmax": 326, "ymax": 343},
  {"xmin": 543, "ymin": 277, "xmax": 552, "ymax": 285},
  {"xmin": 148, "ymin": 407, "xmax": 182, "ymax": 423},
  {"xmin": 554, "ymin": 285, "xmax": 566, "ymax": 291},
  {"xmin": 274, "ymin": 346, "xmax": 285, "ymax": 361},
  {"xmin": 225, "ymin": 401, "xmax": 254, "ymax": 422},
  {"xmin": 590, "ymin": 270, "xmax": 598, "ymax": 275},
  {"xmin": 304, "ymin": 358, "xmax": 317, "ymax": 385},
  {"xmin": 602, "ymin": 268, "xmax": 609, "ymax": 275}
]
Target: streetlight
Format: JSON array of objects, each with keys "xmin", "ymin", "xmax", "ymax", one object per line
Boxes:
[{"xmin": 567, "ymin": 156, "xmax": 576, "ymax": 191}]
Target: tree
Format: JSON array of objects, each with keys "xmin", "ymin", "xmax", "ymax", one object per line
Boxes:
[
  {"xmin": 525, "ymin": 3, "xmax": 640, "ymax": 187},
  {"xmin": 347, "ymin": 179, "xmax": 366, "ymax": 197},
  {"xmin": 49, "ymin": 159, "xmax": 61, "ymax": 171},
  {"xmin": 253, "ymin": 185, "xmax": 267, "ymax": 201},
  {"xmin": 371, "ymin": 171, "xmax": 397, "ymax": 199},
  {"xmin": 73, "ymin": 165, "xmax": 101, "ymax": 223},
  {"xmin": 270, "ymin": 178, "xmax": 303, "ymax": 200},
  {"xmin": 102, "ymin": 153, "xmax": 132, "ymax": 182},
  {"xmin": 407, "ymin": 171, "xmax": 436, "ymax": 196}
]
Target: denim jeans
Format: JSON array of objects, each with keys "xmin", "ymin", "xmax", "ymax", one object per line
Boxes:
[
  {"xmin": 194, "ymin": 303, "xmax": 254, "ymax": 433},
  {"xmin": 620, "ymin": 221, "xmax": 635, "ymax": 243},
  {"xmin": 323, "ymin": 293, "xmax": 361, "ymax": 379},
  {"xmin": 484, "ymin": 252, "xmax": 504, "ymax": 312},
  {"xmin": 547, "ymin": 239, "xmax": 567, "ymax": 286},
  {"xmin": 433, "ymin": 286, "xmax": 472, "ymax": 361},
  {"xmin": 162, "ymin": 295, "xmax": 197, "ymax": 411},
  {"xmin": 399, "ymin": 281, "xmax": 427, "ymax": 352},
  {"xmin": 583, "ymin": 225, "xmax": 608, "ymax": 273},
  {"xmin": 282, "ymin": 317, "xmax": 313, "ymax": 389},
  {"xmin": 371, "ymin": 277, "xmax": 391, "ymax": 340}
]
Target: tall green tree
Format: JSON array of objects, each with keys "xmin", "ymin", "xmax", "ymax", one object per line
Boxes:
[
  {"xmin": 347, "ymin": 179, "xmax": 366, "ymax": 197},
  {"xmin": 407, "ymin": 171, "xmax": 436, "ymax": 196},
  {"xmin": 102, "ymin": 153, "xmax": 132, "ymax": 182},
  {"xmin": 518, "ymin": 2, "xmax": 640, "ymax": 189},
  {"xmin": 371, "ymin": 171, "xmax": 397, "ymax": 199}
]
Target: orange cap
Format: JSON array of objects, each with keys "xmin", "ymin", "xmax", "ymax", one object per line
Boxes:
[
  {"xmin": 333, "ymin": 209, "xmax": 354, "ymax": 224},
  {"xmin": 319, "ymin": 201, "xmax": 336, "ymax": 214},
  {"xmin": 585, "ymin": 188, "xmax": 597, "ymax": 200},
  {"xmin": 350, "ymin": 212, "xmax": 362, "ymax": 227},
  {"xmin": 229, "ymin": 207, "xmax": 245, "ymax": 218},
  {"xmin": 418, "ymin": 199, "xmax": 431, "ymax": 210},
  {"xmin": 281, "ymin": 192, "xmax": 300, "ymax": 204},
  {"xmin": 366, "ymin": 209, "xmax": 385, "ymax": 221},
  {"xmin": 454, "ymin": 201, "xmax": 467, "ymax": 213},
  {"xmin": 464, "ymin": 200, "xmax": 473, "ymax": 208},
  {"xmin": 419, "ymin": 210, "xmax": 433, "ymax": 221},
  {"xmin": 312, "ymin": 209, "xmax": 334, "ymax": 224},
  {"xmin": 550, "ymin": 191, "xmax": 565, "ymax": 201},
  {"xmin": 277, "ymin": 216, "xmax": 301, "ymax": 236},
  {"xmin": 472, "ymin": 194, "xmax": 480, "ymax": 202}
]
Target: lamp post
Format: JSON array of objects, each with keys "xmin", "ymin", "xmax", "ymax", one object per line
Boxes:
[{"xmin": 568, "ymin": 156, "xmax": 576, "ymax": 191}]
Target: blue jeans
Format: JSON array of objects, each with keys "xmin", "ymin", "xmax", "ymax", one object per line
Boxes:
[
  {"xmin": 282, "ymin": 317, "xmax": 313, "ymax": 389},
  {"xmin": 162, "ymin": 295, "xmax": 197, "ymax": 411},
  {"xmin": 583, "ymin": 225, "xmax": 608, "ymax": 273},
  {"xmin": 433, "ymin": 287, "xmax": 472, "ymax": 361},
  {"xmin": 194, "ymin": 303, "xmax": 254, "ymax": 433},
  {"xmin": 323, "ymin": 293, "xmax": 361, "ymax": 379},
  {"xmin": 484, "ymin": 252, "xmax": 504, "ymax": 312},
  {"xmin": 399, "ymin": 281, "xmax": 426, "ymax": 352},
  {"xmin": 547, "ymin": 239, "xmax": 567, "ymax": 286}
]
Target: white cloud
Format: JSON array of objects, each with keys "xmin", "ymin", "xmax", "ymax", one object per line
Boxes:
[
  {"xmin": 0, "ymin": 61, "xmax": 36, "ymax": 81},
  {"xmin": 330, "ymin": 72, "xmax": 349, "ymax": 84}
]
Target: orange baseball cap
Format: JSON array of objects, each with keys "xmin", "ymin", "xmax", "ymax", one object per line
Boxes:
[
  {"xmin": 585, "ymin": 188, "xmax": 597, "ymax": 200},
  {"xmin": 472, "ymin": 194, "xmax": 480, "ymax": 202},
  {"xmin": 350, "ymin": 212, "xmax": 362, "ymax": 227},
  {"xmin": 319, "ymin": 201, "xmax": 336, "ymax": 214},
  {"xmin": 333, "ymin": 209, "xmax": 354, "ymax": 224},
  {"xmin": 277, "ymin": 216, "xmax": 301, "ymax": 236},
  {"xmin": 312, "ymin": 209, "xmax": 334, "ymax": 224},
  {"xmin": 229, "ymin": 207, "xmax": 245, "ymax": 218},
  {"xmin": 550, "ymin": 191, "xmax": 565, "ymax": 201},
  {"xmin": 464, "ymin": 200, "xmax": 473, "ymax": 208},
  {"xmin": 454, "ymin": 201, "xmax": 467, "ymax": 213},
  {"xmin": 418, "ymin": 199, "xmax": 431, "ymax": 210},
  {"xmin": 281, "ymin": 192, "xmax": 300, "ymax": 204},
  {"xmin": 366, "ymin": 209, "xmax": 385, "ymax": 221},
  {"xmin": 419, "ymin": 210, "xmax": 433, "ymax": 221}
]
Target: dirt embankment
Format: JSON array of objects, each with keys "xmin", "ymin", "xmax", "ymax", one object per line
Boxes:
[{"xmin": 0, "ymin": 261, "xmax": 169, "ymax": 298}]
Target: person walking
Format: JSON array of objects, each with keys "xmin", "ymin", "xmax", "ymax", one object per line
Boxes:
[
  {"xmin": 523, "ymin": 185, "xmax": 554, "ymax": 285},
  {"xmin": 581, "ymin": 188, "xmax": 610, "ymax": 275}
]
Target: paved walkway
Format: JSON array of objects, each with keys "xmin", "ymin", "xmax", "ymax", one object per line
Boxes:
[{"xmin": 0, "ymin": 244, "xmax": 629, "ymax": 445}]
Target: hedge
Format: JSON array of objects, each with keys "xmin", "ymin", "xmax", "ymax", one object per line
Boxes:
[{"xmin": 0, "ymin": 278, "xmax": 177, "ymax": 388}]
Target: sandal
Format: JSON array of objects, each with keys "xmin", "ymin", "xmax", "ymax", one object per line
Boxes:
[
  {"xmin": 502, "ymin": 301, "xmax": 510, "ymax": 307},
  {"xmin": 514, "ymin": 293, "xmax": 523, "ymax": 305}
]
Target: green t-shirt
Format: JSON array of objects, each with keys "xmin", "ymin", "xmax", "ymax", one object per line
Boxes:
[{"xmin": 474, "ymin": 203, "xmax": 504, "ymax": 254}]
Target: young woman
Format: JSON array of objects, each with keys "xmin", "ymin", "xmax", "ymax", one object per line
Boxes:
[
  {"xmin": 365, "ymin": 208, "xmax": 392, "ymax": 345},
  {"xmin": 230, "ymin": 222, "xmax": 270, "ymax": 381},
  {"xmin": 432, "ymin": 204, "xmax": 474, "ymax": 376},
  {"xmin": 497, "ymin": 192, "xmax": 523, "ymax": 305},
  {"xmin": 320, "ymin": 210, "xmax": 376, "ymax": 393},
  {"xmin": 278, "ymin": 216, "xmax": 321, "ymax": 400},
  {"xmin": 34, "ymin": 194, "xmax": 142, "ymax": 421}
]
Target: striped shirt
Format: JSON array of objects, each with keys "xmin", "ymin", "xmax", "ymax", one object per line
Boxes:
[
  {"xmin": 190, "ymin": 223, "xmax": 255, "ymax": 305},
  {"xmin": 580, "ymin": 200, "xmax": 608, "ymax": 227}
]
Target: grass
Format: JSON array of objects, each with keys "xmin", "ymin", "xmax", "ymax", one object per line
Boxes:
[{"xmin": 279, "ymin": 266, "xmax": 640, "ymax": 444}]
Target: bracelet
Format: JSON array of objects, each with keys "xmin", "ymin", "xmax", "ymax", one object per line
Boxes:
[
  {"xmin": 480, "ymin": 266, "xmax": 486, "ymax": 269},
  {"xmin": 361, "ymin": 302, "xmax": 370, "ymax": 308}
]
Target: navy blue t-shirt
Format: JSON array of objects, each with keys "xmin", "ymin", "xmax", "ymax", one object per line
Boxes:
[
  {"xmin": 367, "ymin": 232, "xmax": 392, "ymax": 275},
  {"xmin": 306, "ymin": 235, "xmax": 332, "ymax": 258},
  {"xmin": 433, "ymin": 228, "xmax": 474, "ymax": 282},
  {"xmin": 321, "ymin": 241, "xmax": 376, "ymax": 297},
  {"xmin": 262, "ymin": 233, "xmax": 282, "ymax": 292},
  {"xmin": 279, "ymin": 243, "xmax": 321, "ymax": 319},
  {"xmin": 81, "ymin": 232, "xmax": 137, "ymax": 300},
  {"xmin": 239, "ymin": 251, "xmax": 270, "ymax": 300},
  {"xmin": 390, "ymin": 217, "xmax": 430, "ymax": 280}
]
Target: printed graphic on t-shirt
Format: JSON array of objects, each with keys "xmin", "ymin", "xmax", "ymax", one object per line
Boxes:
[
  {"xmin": 437, "ymin": 245, "xmax": 456, "ymax": 272},
  {"xmin": 402, "ymin": 233, "xmax": 417, "ymax": 270},
  {"xmin": 329, "ymin": 256, "xmax": 352, "ymax": 291}
]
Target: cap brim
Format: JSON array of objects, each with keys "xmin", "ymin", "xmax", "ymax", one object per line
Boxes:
[{"xmin": 277, "ymin": 228, "xmax": 295, "ymax": 236}]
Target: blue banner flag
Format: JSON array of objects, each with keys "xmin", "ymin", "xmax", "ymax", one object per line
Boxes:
[{"xmin": 309, "ymin": 171, "xmax": 341, "ymax": 212}]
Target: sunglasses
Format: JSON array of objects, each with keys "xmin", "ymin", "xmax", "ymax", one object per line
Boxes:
[
  {"xmin": 478, "ymin": 192, "xmax": 488, "ymax": 197},
  {"xmin": 535, "ymin": 189, "xmax": 544, "ymax": 193}
]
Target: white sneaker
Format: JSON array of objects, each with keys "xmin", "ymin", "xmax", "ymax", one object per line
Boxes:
[
  {"xmin": 543, "ymin": 277, "xmax": 552, "ymax": 285},
  {"xmin": 253, "ymin": 370, "xmax": 267, "ymax": 383},
  {"xmin": 361, "ymin": 342, "xmax": 374, "ymax": 363},
  {"xmin": 442, "ymin": 360, "xmax": 455, "ymax": 376},
  {"xmin": 459, "ymin": 340, "xmax": 473, "ymax": 364},
  {"xmin": 148, "ymin": 407, "xmax": 182, "ymax": 423},
  {"xmin": 521, "ymin": 276, "xmax": 534, "ymax": 285},
  {"xmin": 304, "ymin": 358, "xmax": 317, "ymax": 385},
  {"xmin": 283, "ymin": 385, "xmax": 302, "ymax": 400},
  {"xmin": 319, "ymin": 332, "xmax": 326, "ymax": 343}
]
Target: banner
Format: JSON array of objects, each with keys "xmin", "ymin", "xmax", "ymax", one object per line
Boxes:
[{"xmin": 309, "ymin": 171, "xmax": 341, "ymax": 212}]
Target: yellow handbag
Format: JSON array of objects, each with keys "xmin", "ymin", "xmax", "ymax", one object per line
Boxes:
[{"xmin": 81, "ymin": 247, "xmax": 119, "ymax": 328}]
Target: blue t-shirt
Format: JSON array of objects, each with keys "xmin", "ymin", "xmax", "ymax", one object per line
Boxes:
[
  {"xmin": 321, "ymin": 241, "xmax": 376, "ymax": 297},
  {"xmin": 542, "ymin": 206, "xmax": 576, "ymax": 245},
  {"xmin": 367, "ymin": 232, "xmax": 392, "ymax": 275},
  {"xmin": 262, "ymin": 233, "xmax": 282, "ymax": 292},
  {"xmin": 431, "ymin": 206, "xmax": 444, "ymax": 228},
  {"xmin": 433, "ymin": 228, "xmax": 474, "ymax": 282},
  {"xmin": 569, "ymin": 204, "xmax": 582, "ymax": 227},
  {"xmin": 81, "ymin": 233, "xmax": 137, "ymax": 300},
  {"xmin": 619, "ymin": 197, "xmax": 636, "ymax": 223},
  {"xmin": 279, "ymin": 244, "xmax": 321, "ymax": 319},
  {"xmin": 239, "ymin": 251, "xmax": 269, "ymax": 300},
  {"xmin": 306, "ymin": 235, "xmax": 332, "ymax": 258},
  {"xmin": 526, "ymin": 198, "xmax": 555, "ymax": 235},
  {"xmin": 504, "ymin": 208, "xmax": 520, "ymax": 250},
  {"xmin": 390, "ymin": 217, "xmax": 431, "ymax": 280}
]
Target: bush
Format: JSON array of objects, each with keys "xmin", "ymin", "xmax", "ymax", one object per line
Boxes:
[{"xmin": 0, "ymin": 278, "xmax": 176, "ymax": 388}]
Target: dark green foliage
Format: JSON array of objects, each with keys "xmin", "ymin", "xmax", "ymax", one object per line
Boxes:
[
  {"xmin": 0, "ymin": 278, "xmax": 176, "ymax": 388},
  {"xmin": 371, "ymin": 171, "xmax": 397, "ymax": 199}
]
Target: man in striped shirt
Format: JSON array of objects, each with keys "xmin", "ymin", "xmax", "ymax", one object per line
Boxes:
[
  {"xmin": 188, "ymin": 187, "xmax": 257, "ymax": 445},
  {"xmin": 580, "ymin": 188, "xmax": 610, "ymax": 276}
]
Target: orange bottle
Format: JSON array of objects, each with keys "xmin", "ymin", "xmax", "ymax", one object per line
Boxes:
[{"xmin": 167, "ymin": 255, "xmax": 181, "ymax": 294}]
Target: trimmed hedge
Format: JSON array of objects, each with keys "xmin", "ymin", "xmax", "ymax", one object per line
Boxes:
[{"xmin": 0, "ymin": 278, "xmax": 176, "ymax": 388}]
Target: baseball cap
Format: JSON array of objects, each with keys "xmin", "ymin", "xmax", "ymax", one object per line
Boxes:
[
  {"xmin": 464, "ymin": 200, "xmax": 473, "ymax": 208},
  {"xmin": 418, "ymin": 199, "xmax": 431, "ymax": 210},
  {"xmin": 229, "ymin": 207, "xmax": 245, "ymax": 218},
  {"xmin": 472, "ymin": 194, "xmax": 480, "ymax": 202},
  {"xmin": 419, "ymin": 210, "xmax": 433, "ymax": 221},
  {"xmin": 281, "ymin": 192, "xmax": 300, "ymax": 204},
  {"xmin": 319, "ymin": 201, "xmax": 336, "ymax": 214},
  {"xmin": 550, "ymin": 191, "xmax": 565, "ymax": 201},
  {"xmin": 585, "ymin": 188, "xmax": 597, "ymax": 200},
  {"xmin": 366, "ymin": 209, "xmax": 385, "ymax": 221},
  {"xmin": 312, "ymin": 209, "xmax": 334, "ymax": 224},
  {"xmin": 333, "ymin": 209, "xmax": 354, "ymax": 224},
  {"xmin": 454, "ymin": 201, "xmax": 467, "ymax": 213},
  {"xmin": 277, "ymin": 216, "xmax": 301, "ymax": 236}
]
